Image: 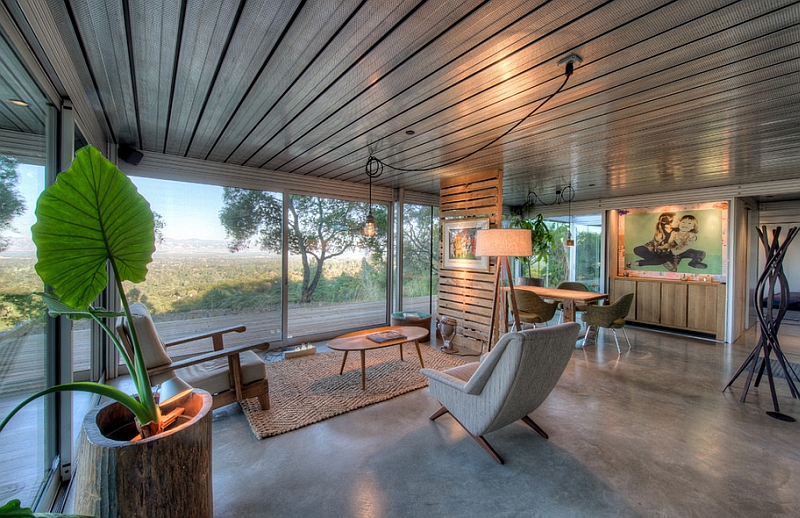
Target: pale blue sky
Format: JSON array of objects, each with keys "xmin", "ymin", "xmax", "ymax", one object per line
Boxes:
[
  {"xmin": 130, "ymin": 176, "xmax": 227, "ymax": 241},
  {"xmin": 5, "ymin": 166, "xmax": 228, "ymax": 243}
]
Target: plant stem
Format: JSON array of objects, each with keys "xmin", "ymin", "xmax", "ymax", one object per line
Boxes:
[{"xmin": 111, "ymin": 262, "xmax": 160, "ymax": 425}]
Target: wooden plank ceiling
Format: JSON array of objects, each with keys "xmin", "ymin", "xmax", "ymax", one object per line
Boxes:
[{"xmin": 4, "ymin": 0, "xmax": 800, "ymax": 206}]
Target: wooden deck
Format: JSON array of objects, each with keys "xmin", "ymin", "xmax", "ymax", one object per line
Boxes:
[{"xmin": 1, "ymin": 297, "xmax": 437, "ymax": 397}]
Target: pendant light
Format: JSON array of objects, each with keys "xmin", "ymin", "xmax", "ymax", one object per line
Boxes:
[
  {"xmin": 363, "ymin": 156, "xmax": 382, "ymax": 236},
  {"xmin": 563, "ymin": 185, "xmax": 575, "ymax": 247}
]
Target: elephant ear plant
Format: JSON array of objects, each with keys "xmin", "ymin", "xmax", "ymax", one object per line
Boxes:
[{"xmin": 0, "ymin": 145, "xmax": 166, "ymax": 439}]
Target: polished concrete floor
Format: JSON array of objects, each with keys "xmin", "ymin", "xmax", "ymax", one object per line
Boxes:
[{"xmin": 209, "ymin": 324, "xmax": 800, "ymax": 517}]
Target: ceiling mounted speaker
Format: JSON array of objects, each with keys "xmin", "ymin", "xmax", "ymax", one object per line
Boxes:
[{"xmin": 118, "ymin": 144, "xmax": 143, "ymax": 165}]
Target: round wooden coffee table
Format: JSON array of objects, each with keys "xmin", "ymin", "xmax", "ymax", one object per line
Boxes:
[{"xmin": 327, "ymin": 326, "xmax": 429, "ymax": 390}]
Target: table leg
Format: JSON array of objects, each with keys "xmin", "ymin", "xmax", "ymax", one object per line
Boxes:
[
  {"xmin": 399, "ymin": 342, "xmax": 404, "ymax": 361},
  {"xmin": 360, "ymin": 350, "xmax": 366, "ymax": 390},
  {"xmin": 562, "ymin": 299, "xmax": 576, "ymax": 323},
  {"xmin": 414, "ymin": 340, "xmax": 425, "ymax": 368},
  {"xmin": 339, "ymin": 351, "xmax": 348, "ymax": 375}
]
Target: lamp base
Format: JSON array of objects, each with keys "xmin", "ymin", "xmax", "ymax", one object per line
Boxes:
[{"xmin": 440, "ymin": 345, "xmax": 459, "ymax": 354}]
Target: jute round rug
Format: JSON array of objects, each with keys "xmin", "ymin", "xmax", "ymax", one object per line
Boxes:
[{"xmin": 240, "ymin": 344, "xmax": 467, "ymax": 439}]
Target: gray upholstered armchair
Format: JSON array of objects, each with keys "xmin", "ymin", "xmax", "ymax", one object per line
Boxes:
[{"xmin": 421, "ymin": 322, "xmax": 580, "ymax": 464}]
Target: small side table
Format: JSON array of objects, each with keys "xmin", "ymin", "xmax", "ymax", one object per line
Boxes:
[{"xmin": 390, "ymin": 311, "xmax": 431, "ymax": 342}]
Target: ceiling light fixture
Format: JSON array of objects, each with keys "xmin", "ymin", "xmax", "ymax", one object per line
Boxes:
[
  {"xmin": 565, "ymin": 186, "xmax": 575, "ymax": 247},
  {"xmin": 516, "ymin": 185, "xmax": 575, "ymax": 246},
  {"xmin": 8, "ymin": 99, "xmax": 29, "ymax": 107},
  {"xmin": 519, "ymin": 184, "xmax": 575, "ymax": 210},
  {"xmin": 363, "ymin": 156, "xmax": 383, "ymax": 236}
]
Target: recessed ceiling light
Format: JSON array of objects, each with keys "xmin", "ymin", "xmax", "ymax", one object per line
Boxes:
[
  {"xmin": 8, "ymin": 99, "xmax": 29, "ymax": 107},
  {"xmin": 405, "ymin": 130, "xmax": 415, "ymax": 135}
]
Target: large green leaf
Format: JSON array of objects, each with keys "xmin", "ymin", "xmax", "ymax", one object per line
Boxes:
[
  {"xmin": 32, "ymin": 146, "xmax": 155, "ymax": 309},
  {"xmin": 35, "ymin": 292, "xmax": 124, "ymax": 321}
]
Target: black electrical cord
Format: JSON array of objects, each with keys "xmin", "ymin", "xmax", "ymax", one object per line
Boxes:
[{"xmin": 370, "ymin": 60, "xmax": 574, "ymax": 173}]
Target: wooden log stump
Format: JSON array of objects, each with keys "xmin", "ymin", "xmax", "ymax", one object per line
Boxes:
[{"xmin": 74, "ymin": 389, "xmax": 213, "ymax": 518}]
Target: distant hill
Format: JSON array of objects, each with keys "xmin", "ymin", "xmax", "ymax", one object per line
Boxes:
[{"xmin": 0, "ymin": 236, "xmax": 276, "ymax": 258}]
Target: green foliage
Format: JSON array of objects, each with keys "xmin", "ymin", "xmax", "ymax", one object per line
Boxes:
[
  {"xmin": 508, "ymin": 210, "xmax": 555, "ymax": 276},
  {"xmin": 402, "ymin": 204, "xmax": 439, "ymax": 278},
  {"xmin": 2, "ymin": 145, "xmax": 162, "ymax": 437},
  {"xmin": 0, "ymin": 293, "xmax": 45, "ymax": 330},
  {"xmin": 32, "ymin": 146, "xmax": 155, "ymax": 309},
  {"xmin": 576, "ymin": 228, "xmax": 601, "ymax": 288},
  {"xmin": 0, "ymin": 155, "xmax": 26, "ymax": 252},
  {"xmin": 0, "ymin": 498, "xmax": 93, "ymax": 517},
  {"xmin": 219, "ymin": 190, "xmax": 387, "ymax": 303}
]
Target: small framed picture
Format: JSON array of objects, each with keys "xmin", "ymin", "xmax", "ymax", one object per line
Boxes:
[{"xmin": 442, "ymin": 218, "xmax": 490, "ymax": 271}]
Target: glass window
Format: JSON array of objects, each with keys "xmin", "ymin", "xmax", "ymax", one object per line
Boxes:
[
  {"xmin": 283, "ymin": 195, "xmax": 388, "ymax": 339},
  {"xmin": 574, "ymin": 221, "xmax": 603, "ymax": 292},
  {"xmin": 401, "ymin": 204, "xmax": 439, "ymax": 315},
  {"xmin": 0, "ymin": 156, "xmax": 49, "ymax": 506},
  {"xmin": 118, "ymin": 179, "xmax": 283, "ymax": 359},
  {"xmin": 538, "ymin": 215, "xmax": 603, "ymax": 291}
]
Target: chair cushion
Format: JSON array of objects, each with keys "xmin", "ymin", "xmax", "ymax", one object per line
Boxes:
[
  {"xmin": 610, "ymin": 318, "xmax": 626, "ymax": 329},
  {"xmin": 176, "ymin": 350, "xmax": 266, "ymax": 396},
  {"xmin": 128, "ymin": 303, "xmax": 172, "ymax": 369},
  {"xmin": 442, "ymin": 362, "xmax": 479, "ymax": 383}
]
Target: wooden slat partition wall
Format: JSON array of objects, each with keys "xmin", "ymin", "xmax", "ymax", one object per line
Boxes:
[{"xmin": 438, "ymin": 170, "xmax": 503, "ymax": 353}]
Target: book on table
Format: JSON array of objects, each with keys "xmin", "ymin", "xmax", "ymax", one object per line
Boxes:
[{"xmin": 366, "ymin": 330, "xmax": 407, "ymax": 343}]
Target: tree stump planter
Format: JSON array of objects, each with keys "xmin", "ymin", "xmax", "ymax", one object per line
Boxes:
[{"xmin": 74, "ymin": 389, "xmax": 213, "ymax": 518}]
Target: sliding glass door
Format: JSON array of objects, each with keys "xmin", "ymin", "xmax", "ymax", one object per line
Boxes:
[
  {"xmin": 285, "ymin": 194, "xmax": 388, "ymax": 340},
  {"xmin": 0, "ymin": 156, "xmax": 51, "ymax": 506},
  {"xmin": 120, "ymin": 179, "xmax": 284, "ymax": 358},
  {"xmin": 400, "ymin": 204, "xmax": 439, "ymax": 315}
]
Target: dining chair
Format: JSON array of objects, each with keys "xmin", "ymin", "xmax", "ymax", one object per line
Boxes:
[
  {"xmin": 556, "ymin": 281, "xmax": 590, "ymax": 323},
  {"xmin": 581, "ymin": 293, "xmax": 635, "ymax": 353},
  {"xmin": 511, "ymin": 290, "xmax": 558, "ymax": 329}
]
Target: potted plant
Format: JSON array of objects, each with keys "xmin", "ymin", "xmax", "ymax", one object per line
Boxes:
[
  {"xmin": 0, "ymin": 146, "xmax": 212, "ymax": 518},
  {"xmin": 509, "ymin": 208, "xmax": 555, "ymax": 286}
]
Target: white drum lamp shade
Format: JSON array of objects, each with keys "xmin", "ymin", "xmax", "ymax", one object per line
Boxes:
[
  {"xmin": 475, "ymin": 228, "xmax": 533, "ymax": 350},
  {"xmin": 475, "ymin": 228, "xmax": 532, "ymax": 258}
]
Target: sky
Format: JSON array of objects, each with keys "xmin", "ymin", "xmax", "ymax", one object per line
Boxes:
[
  {"xmin": 130, "ymin": 176, "xmax": 228, "ymax": 241},
  {"xmin": 4, "ymin": 165, "xmax": 229, "ymax": 243}
]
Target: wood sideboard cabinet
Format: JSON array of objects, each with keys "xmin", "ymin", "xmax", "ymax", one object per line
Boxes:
[{"xmin": 609, "ymin": 277, "xmax": 726, "ymax": 340}]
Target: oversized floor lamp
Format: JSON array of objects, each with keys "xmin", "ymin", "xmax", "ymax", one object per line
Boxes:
[{"xmin": 475, "ymin": 228, "xmax": 533, "ymax": 351}]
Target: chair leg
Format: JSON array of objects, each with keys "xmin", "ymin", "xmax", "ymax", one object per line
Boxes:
[
  {"xmin": 429, "ymin": 406, "xmax": 504, "ymax": 464},
  {"xmin": 429, "ymin": 405, "xmax": 449, "ymax": 421},
  {"xmin": 471, "ymin": 434, "xmax": 504, "ymax": 464},
  {"xmin": 582, "ymin": 325, "xmax": 593, "ymax": 347},
  {"xmin": 257, "ymin": 390, "xmax": 270, "ymax": 411},
  {"xmin": 611, "ymin": 329, "xmax": 621, "ymax": 353},
  {"xmin": 521, "ymin": 415, "xmax": 548, "ymax": 439},
  {"xmin": 622, "ymin": 327, "xmax": 632, "ymax": 349}
]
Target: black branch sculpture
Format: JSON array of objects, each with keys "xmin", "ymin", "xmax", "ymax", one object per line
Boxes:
[{"xmin": 724, "ymin": 225, "xmax": 799, "ymax": 421}]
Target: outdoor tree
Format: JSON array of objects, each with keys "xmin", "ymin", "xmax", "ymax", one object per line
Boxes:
[
  {"xmin": 401, "ymin": 204, "xmax": 439, "ymax": 295},
  {"xmin": 0, "ymin": 155, "xmax": 26, "ymax": 252},
  {"xmin": 546, "ymin": 223, "xmax": 570, "ymax": 287},
  {"xmin": 219, "ymin": 188, "xmax": 386, "ymax": 303}
]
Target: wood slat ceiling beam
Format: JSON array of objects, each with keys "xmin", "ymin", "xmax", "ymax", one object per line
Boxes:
[{"xmin": 3, "ymin": 0, "xmax": 799, "ymax": 207}]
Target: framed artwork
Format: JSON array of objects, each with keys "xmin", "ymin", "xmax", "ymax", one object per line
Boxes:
[
  {"xmin": 619, "ymin": 201, "xmax": 728, "ymax": 281},
  {"xmin": 442, "ymin": 218, "xmax": 490, "ymax": 271}
]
